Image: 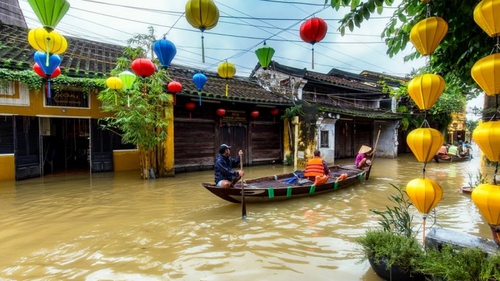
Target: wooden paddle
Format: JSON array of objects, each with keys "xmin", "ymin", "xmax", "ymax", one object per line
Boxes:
[
  {"xmin": 240, "ymin": 153, "xmax": 247, "ymax": 219},
  {"xmin": 365, "ymin": 129, "xmax": 381, "ymax": 181}
]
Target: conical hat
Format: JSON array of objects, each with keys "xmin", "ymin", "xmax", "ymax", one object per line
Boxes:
[{"xmin": 358, "ymin": 145, "xmax": 372, "ymax": 154}]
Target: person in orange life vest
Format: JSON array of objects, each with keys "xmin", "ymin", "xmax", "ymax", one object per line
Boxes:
[{"xmin": 304, "ymin": 150, "xmax": 330, "ymax": 181}]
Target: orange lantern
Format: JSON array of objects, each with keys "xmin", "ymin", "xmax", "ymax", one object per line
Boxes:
[
  {"xmin": 409, "ymin": 17, "xmax": 448, "ymax": 56},
  {"xmin": 471, "ymin": 53, "xmax": 500, "ymax": 96},
  {"xmin": 472, "ymin": 121, "xmax": 500, "ymax": 162},
  {"xmin": 186, "ymin": 102, "xmax": 196, "ymax": 119},
  {"xmin": 472, "ymin": 183, "xmax": 500, "ymax": 244},
  {"xmin": 473, "ymin": 0, "xmax": 500, "ymax": 37},
  {"xmin": 407, "ymin": 74, "xmax": 445, "ymax": 110},
  {"xmin": 407, "ymin": 128, "xmax": 444, "ymax": 163},
  {"xmin": 217, "ymin": 61, "xmax": 236, "ymax": 97}
]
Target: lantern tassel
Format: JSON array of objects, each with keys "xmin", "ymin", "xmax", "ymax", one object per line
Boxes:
[
  {"xmin": 220, "ymin": 118, "xmax": 222, "ymax": 127},
  {"xmin": 422, "ymin": 216, "xmax": 426, "ymax": 247},
  {"xmin": 142, "ymin": 82, "xmax": 146, "ymax": 98},
  {"xmin": 189, "ymin": 111, "xmax": 192, "ymax": 119},
  {"xmin": 201, "ymin": 34, "xmax": 205, "ymax": 63},
  {"xmin": 173, "ymin": 94, "xmax": 176, "ymax": 106},
  {"xmin": 46, "ymin": 79, "xmax": 51, "ymax": 99},
  {"xmin": 311, "ymin": 46, "xmax": 315, "ymax": 70},
  {"xmin": 225, "ymin": 83, "xmax": 229, "ymax": 97},
  {"xmin": 198, "ymin": 93, "xmax": 202, "ymax": 106},
  {"xmin": 114, "ymin": 91, "xmax": 117, "ymax": 105},
  {"xmin": 127, "ymin": 95, "xmax": 130, "ymax": 107}
]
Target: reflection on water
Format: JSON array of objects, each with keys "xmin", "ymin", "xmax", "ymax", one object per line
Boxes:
[{"xmin": 0, "ymin": 150, "xmax": 494, "ymax": 280}]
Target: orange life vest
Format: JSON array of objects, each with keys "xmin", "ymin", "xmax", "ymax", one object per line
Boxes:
[{"xmin": 304, "ymin": 158, "xmax": 325, "ymax": 177}]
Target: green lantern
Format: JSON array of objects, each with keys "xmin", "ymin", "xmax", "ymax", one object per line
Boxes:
[
  {"xmin": 255, "ymin": 41, "xmax": 275, "ymax": 70},
  {"xmin": 27, "ymin": 0, "xmax": 70, "ymax": 32},
  {"xmin": 118, "ymin": 71, "xmax": 136, "ymax": 107}
]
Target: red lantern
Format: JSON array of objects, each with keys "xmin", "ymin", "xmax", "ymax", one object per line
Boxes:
[
  {"xmin": 167, "ymin": 81, "xmax": 182, "ymax": 105},
  {"xmin": 186, "ymin": 102, "xmax": 196, "ymax": 119},
  {"xmin": 251, "ymin": 110, "xmax": 259, "ymax": 127},
  {"xmin": 131, "ymin": 58, "xmax": 156, "ymax": 98},
  {"xmin": 271, "ymin": 108, "xmax": 279, "ymax": 123},
  {"xmin": 216, "ymin": 108, "xmax": 226, "ymax": 126},
  {"xmin": 33, "ymin": 63, "xmax": 61, "ymax": 79},
  {"xmin": 299, "ymin": 17, "xmax": 327, "ymax": 69}
]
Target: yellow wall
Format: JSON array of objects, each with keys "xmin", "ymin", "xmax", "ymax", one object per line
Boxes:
[
  {"xmin": 0, "ymin": 83, "xmax": 110, "ymax": 119},
  {"xmin": 113, "ymin": 150, "xmax": 140, "ymax": 171},
  {"xmin": 0, "ymin": 154, "xmax": 15, "ymax": 181}
]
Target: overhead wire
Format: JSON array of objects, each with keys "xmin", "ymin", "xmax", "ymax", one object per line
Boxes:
[{"xmin": 12, "ymin": 0, "xmax": 417, "ymax": 77}]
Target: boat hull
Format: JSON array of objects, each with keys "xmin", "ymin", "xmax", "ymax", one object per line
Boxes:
[{"xmin": 202, "ymin": 165, "xmax": 366, "ymax": 203}]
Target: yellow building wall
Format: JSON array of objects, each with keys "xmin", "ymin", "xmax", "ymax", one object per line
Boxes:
[
  {"xmin": 113, "ymin": 150, "xmax": 140, "ymax": 171},
  {"xmin": 0, "ymin": 154, "xmax": 15, "ymax": 181},
  {"xmin": 0, "ymin": 83, "xmax": 110, "ymax": 119}
]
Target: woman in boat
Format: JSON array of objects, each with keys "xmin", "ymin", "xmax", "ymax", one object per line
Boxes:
[
  {"xmin": 355, "ymin": 145, "xmax": 375, "ymax": 169},
  {"xmin": 304, "ymin": 150, "xmax": 330, "ymax": 181},
  {"xmin": 214, "ymin": 144, "xmax": 244, "ymax": 189}
]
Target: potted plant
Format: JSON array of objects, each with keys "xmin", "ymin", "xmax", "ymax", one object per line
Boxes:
[
  {"xmin": 356, "ymin": 184, "xmax": 428, "ymax": 281},
  {"xmin": 356, "ymin": 184, "xmax": 500, "ymax": 281},
  {"xmin": 461, "ymin": 171, "xmax": 489, "ymax": 194}
]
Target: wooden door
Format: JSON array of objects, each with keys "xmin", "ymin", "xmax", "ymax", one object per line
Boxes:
[
  {"xmin": 221, "ymin": 124, "xmax": 247, "ymax": 165},
  {"xmin": 14, "ymin": 116, "xmax": 40, "ymax": 180}
]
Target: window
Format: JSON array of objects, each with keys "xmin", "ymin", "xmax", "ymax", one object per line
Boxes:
[{"xmin": 320, "ymin": 130, "xmax": 329, "ymax": 148}]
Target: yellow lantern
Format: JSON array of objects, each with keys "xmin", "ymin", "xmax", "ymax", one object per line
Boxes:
[
  {"xmin": 106, "ymin": 77, "xmax": 123, "ymax": 90},
  {"xmin": 217, "ymin": 61, "xmax": 236, "ymax": 97},
  {"xmin": 28, "ymin": 27, "xmax": 67, "ymax": 54},
  {"xmin": 407, "ymin": 74, "xmax": 445, "ymax": 110},
  {"xmin": 407, "ymin": 128, "xmax": 444, "ymax": 163},
  {"xmin": 472, "ymin": 121, "xmax": 500, "ymax": 162},
  {"xmin": 406, "ymin": 177, "xmax": 443, "ymax": 215},
  {"xmin": 471, "ymin": 53, "xmax": 500, "ymax": 96},
  {"xmin": 185, "ymin": 0, "xmax": 219, "ymax": 63},
  {"xmin": 474, "ymin": 0, "xmax": 500, "ymax": 37},
  {"xmin": 409, "ymin": 17, "xmax": 448, "ymax": 56},
  {"xmin": 472, "ymin": 184, "xmax": 500, "ymax": 226},
  {"xmin": 106, "ymin": 77, "xmax": 123, "ymax": 105}
]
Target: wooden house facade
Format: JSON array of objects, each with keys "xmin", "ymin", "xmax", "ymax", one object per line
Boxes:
[
  {"xmin": 0, "ymin": 22, "xmax": 291, "ymax": 181},
  {"xmin": 251, "ymin": 61, "xmax": 403, "ymax": 167}
]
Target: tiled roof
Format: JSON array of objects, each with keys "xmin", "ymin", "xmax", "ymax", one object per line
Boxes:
[
  {"xmin": 305, "ymin": 71, "xmax": 381, "ymax": 92},
  {"xmin": 0, "ymin": 23, "xmax": 292, "ymax": 105},
  {"xmin": 167, "ymin": 65, "xmax": 292, "ymax": 105},
  {"xmin": 0, "ymin": 22, "xmax": 123, "ymax": 76}
]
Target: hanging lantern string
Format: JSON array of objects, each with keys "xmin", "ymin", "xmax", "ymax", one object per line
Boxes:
[
  {"xmin": 164, "ymin": 12, "xmax": 185, "ymax": 36},
  {"xmin": 311, "ymin": 45, "xmax": 315, "ymax": 69},
  {"xmin": 420, "ymin": 119, "xmax": 431, "ymax": 128},
  {"xmin": 422, "ymin": 163, "xmax": 427, "ymax": 178},
  {"xmin": 422, "ymin": 214, "xmax": 427, "ymax": 247},
  {"xmin": 426, "ymin": 2, "xmax": 431, "ymax": 18},
  {"xmin": 491, "ymin": 37, "xmax": 500, "ymax": 54},
  {"xmin": 45, "ymin": 37, "xmax": 51, "ymax": 66},
  {"xmin": 494, "ymin": 162, "xmax": 498, "ymax": 185}
]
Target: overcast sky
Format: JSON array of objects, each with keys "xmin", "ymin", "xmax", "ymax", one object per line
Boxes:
[
  {"xmin": 16, "ymin": 0, "xmax": 483, "ymax": 113},
  {"xmin": 17, "ymin": 0, "xmax": 429, "ymax": 78}
]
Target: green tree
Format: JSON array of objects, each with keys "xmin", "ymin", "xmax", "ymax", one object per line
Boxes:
[
  {"xmin": 325, "ymin": 0, "xmax": 493, "ymax": 98},
  {"xmin": 98, "ymin": 27, "xmax": 173, "ymax": 179}
]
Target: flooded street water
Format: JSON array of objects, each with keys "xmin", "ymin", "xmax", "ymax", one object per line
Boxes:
[{"xmin": 0, "ymin": 149, "xmax": 494, "ymax": 281}]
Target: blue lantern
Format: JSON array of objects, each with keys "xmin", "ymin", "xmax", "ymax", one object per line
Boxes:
[
  {"xmin": 153, "ymin": 37, "xmax": 177, "ymax": 69},
  {"xmin": 193, "ymin": 72, "xmax": 207, "ymax": 105},
  {"xmin": 34, "ymin": 51, "xmax": 61, "ymax": 76},
  {"xmin": 33, "ymin": 51, "xmax": 61, "ymax": 99}
]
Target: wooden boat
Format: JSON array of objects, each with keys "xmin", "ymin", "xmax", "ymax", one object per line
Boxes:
[
  {"xmin": 202, "ymin": 165, "xmax": 367, "ymax": 203},
  {"xmin": 433, "ymin": 154, "xmax": 471, "ymax": 163}
]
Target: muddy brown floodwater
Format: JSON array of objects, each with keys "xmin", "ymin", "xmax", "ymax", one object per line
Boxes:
[{"xmin": 0, "ymin": 147, "xmax": 493, "ymax": 280}]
